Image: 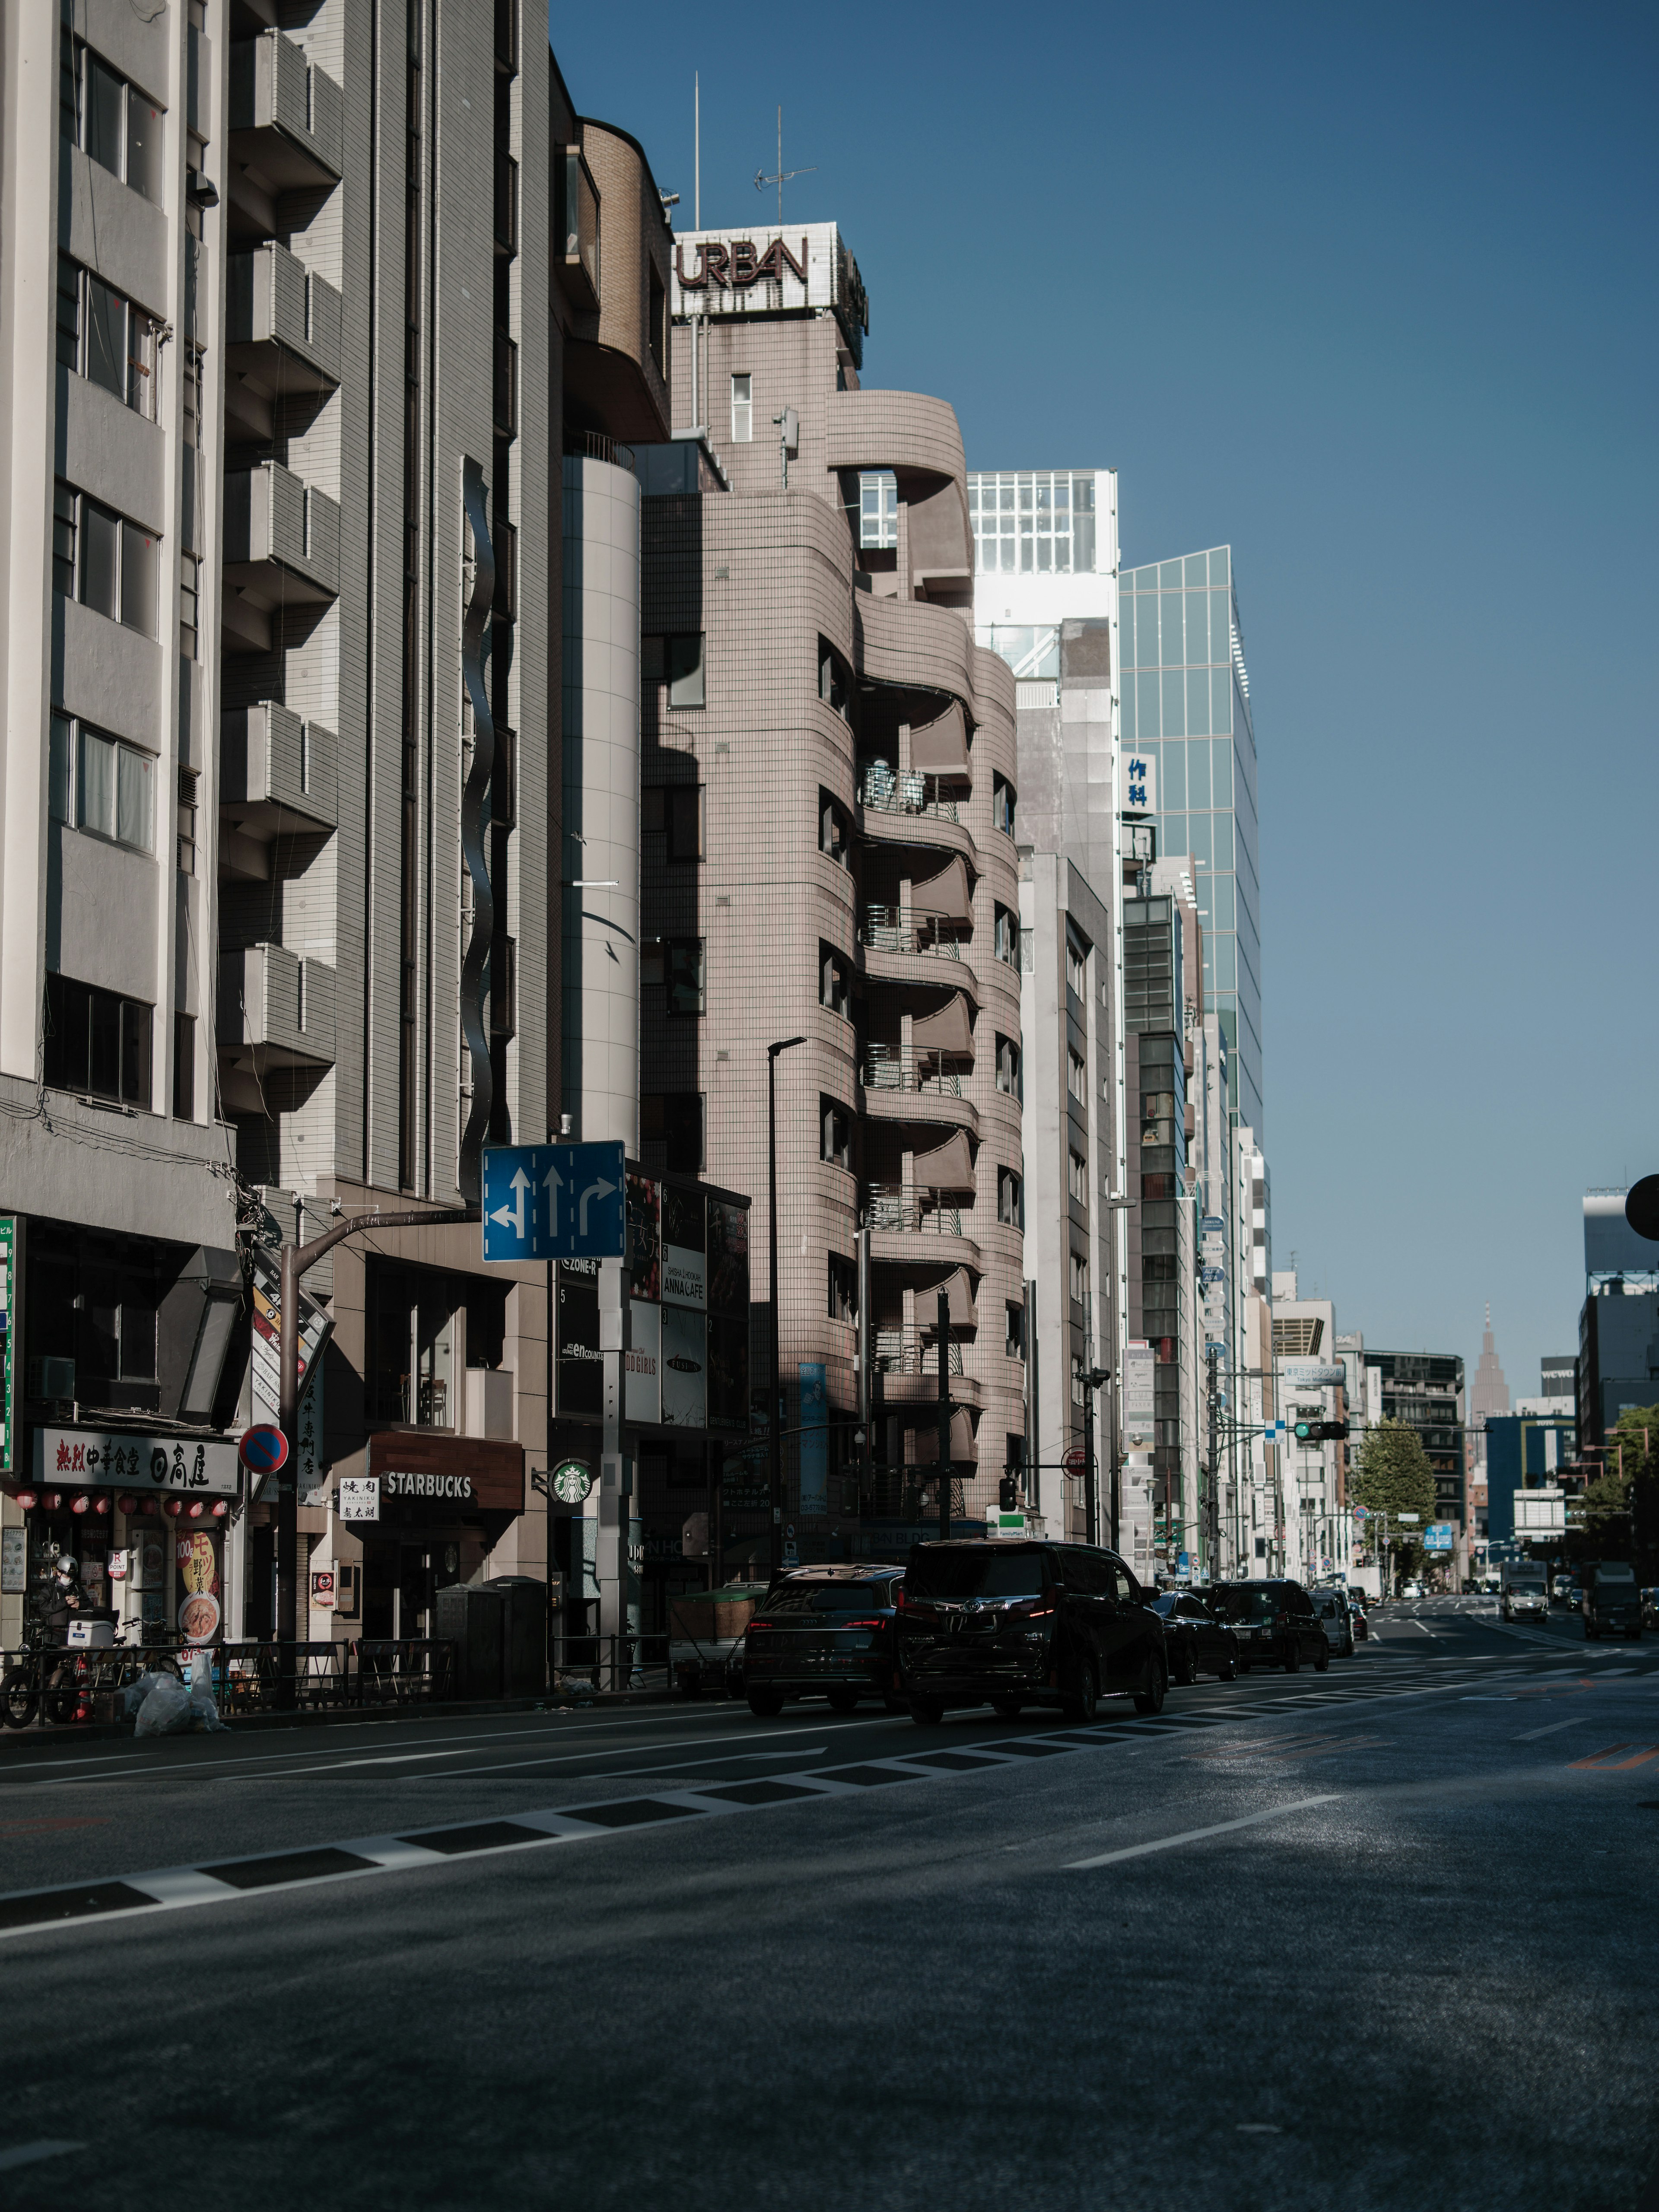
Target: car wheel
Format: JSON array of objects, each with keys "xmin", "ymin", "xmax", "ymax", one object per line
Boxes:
[
  {"xmin": 992, "ymin": 1696, "xmax": 1024, "ymax": 1719},
  {"xmin": 908, "ymin": 1696, "xmax": 945, "ymax": 1726},
  {"xmin": 1060, "ymin": 1652, "xmax": 1099, "ymax": 1723},
  {"xmin": 746, "ymin": 1688, "xmax": 784, "ymax": 1718},
  {"xmin": 1133, "ymin": 1653, "xmax": 1167, "ymax": 1716},
  {"xmin": 1174, "ymin": 1639, "xmax": 1198, "ymax": 1687},
  {"xmin": 0, "ymin": 1665, "xmax": 38, "ymax": 1729},
  {"xmin": 1314, "ymin": 1635, "xmax": 1330, "ymax": 1673},
  {"xmin": 826, "ymin": 1688, "xmax": 859, "ymax": 1714},
  {"xmin": 1283, "ymin": 1640, "xmax": 1300, "ymax": 1675}
]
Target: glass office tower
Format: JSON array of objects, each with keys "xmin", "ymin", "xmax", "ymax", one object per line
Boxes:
[{"xmin": 1119, "ymin": 548, "xmax": 1261, "ymax": 1135}]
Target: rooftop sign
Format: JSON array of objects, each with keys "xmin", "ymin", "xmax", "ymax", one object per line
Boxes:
[{"xmin": 671, "ymin": 223, "xmax": 868, "ymax": 367}]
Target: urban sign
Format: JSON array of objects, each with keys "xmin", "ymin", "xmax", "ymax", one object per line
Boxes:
[
  {"xmin": 550, "ymin": 1459, "xmax": 593, "ymax": 1505},
  {"xmin": 483, "ymin": 1141, "xmax": 626, "ymax": 1264},
  {"xmin": 1280, "ymin": 1361, "xmax": 1346, "ymax": 1390},
  {"xmin": 0, "ymin": 1216, "xmax": 14, "ymax": 1477},
  {"xmin": 34, "ymin": 1427, "xmax": 239, "ymax": 1496},
  {"xmin": 1424, "ymin": 1522, "xmax": 1455, "ymax": 1552},
  {"xmin": 339, "ymin": 1478, "xmax": 380, "ymax": 1523},
  {"xmin": 238, "ymin": 1424, "xmax": 288, "ymax": 1476},
  {"xmin": 1123, "ymin": 1343, "xmax": 1157, "ymax": 1444}
]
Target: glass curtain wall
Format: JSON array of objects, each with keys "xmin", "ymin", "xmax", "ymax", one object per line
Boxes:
[{"xmin": 1119, "ymin": 546, "xmax": 1262, "ymax": 1134}]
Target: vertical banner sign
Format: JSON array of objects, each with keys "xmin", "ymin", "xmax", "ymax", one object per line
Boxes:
[
  {"xmin": 1123, "ymin": 1342, "xmax": 1157, "ymax": 1447},
  {"xmin": 0, "ymin": 1216, "xmax": 15, "ymax": 1475},
  {"xmin": 250, "ymin": 1246, "xmax": 333, "ymax": 1496},
  {"xmin": 798, "ymin": 1361, "xmax": 828, "ymax": 1515},
  {"xmin": 175, "ymin": 1529, "xmax": 223, "ymax": 1644}
]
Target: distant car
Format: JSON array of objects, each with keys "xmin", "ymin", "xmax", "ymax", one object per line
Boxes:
[
  {"xmin": 1307, "ymin": 1586, "xmax": 1356, "ymax": 1657},
  {"xmin": 1552, "ymin": 1577, "xmax": 1575, "ymax": 1608},
  {"xmin": 1348, "ymin": 1596, "xmax": 1370, "ymax": 1643},
  {"xmin": 1147, "ymin": 1591, "xmax": 1239, "ymax": 1683},
  {"xmin": 1208, "ymin": 1581, "xmax": 1330, "ymax": 1674},
  {"xmin": 1582, "ymin": 1563, "xmax": 1643, "ymax": 1641},
  {"xmin": 742, "ymin": 1566, "xmax": 906, "ymax": 1717},
  {"xmin": 1566, "ymin": 1584, "xmax": 1583, "ymax": 1614},
  {"xmin": 1644, "ymin": 1589, "xmax": 1659, "ymax": 1632},
  {"xmin": 1402, "ymin": 1579, "xmax": 1425, "ymax": 1600}
]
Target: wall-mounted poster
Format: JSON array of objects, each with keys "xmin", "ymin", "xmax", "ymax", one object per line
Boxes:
[
  {"xmin": 627, "ymin": 1171, "xmax": 661, "ymax": 1301},
  {"xmin": 626, "ymin": 1299, "xmax": 661, "ymax": 1424},
  {"xmin": 708, "ymin": 1198, "xmax": 750, "ymax": 1316},
  {"xmin": 175, "ymin": 1529, "xmax": 222, "ymax": 1644},
  {"xmin": 661, "ymin": 1185, "xmax": 706, "ymax": 1309},
  {"xmin": 661, "ymin": 1303, "xmax": 707, "ymax": 1428},
  {"xmin": 558, "ymin": 1259, "xmax": 602, "ymax": 1419}
]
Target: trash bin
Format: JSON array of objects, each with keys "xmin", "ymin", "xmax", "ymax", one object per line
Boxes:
[
  {"xmin": 435, "ymin": 1583, "xmax": 503, "ymax": 1699},
  {"xmin": 480, "ymin": 1576, "xmax": 548, "ymax": 1698}
]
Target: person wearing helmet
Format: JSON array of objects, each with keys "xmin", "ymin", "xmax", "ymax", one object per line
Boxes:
[{"xmin": 38, "ymin": 1555, "xmax": 90, "ymax": 1641}]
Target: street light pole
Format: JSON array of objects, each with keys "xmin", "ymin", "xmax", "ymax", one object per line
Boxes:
[{"xmin": 767, "ymin": 1037, "xmax": 805, "ymax": 1580}]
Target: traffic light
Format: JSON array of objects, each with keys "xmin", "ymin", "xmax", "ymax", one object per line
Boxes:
[
  {"xmin": 1293, "ymin": 1420, "xmax": 1350, "ymax": 1443},
  {"xmin": 998, "ymin": 1474, "xmax": 1020, "ymax": 1512}
]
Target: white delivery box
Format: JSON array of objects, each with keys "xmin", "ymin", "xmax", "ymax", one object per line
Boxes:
[{"xmin": 66, "ymin": 1618, "xmax": 117, "ymax": 1648}]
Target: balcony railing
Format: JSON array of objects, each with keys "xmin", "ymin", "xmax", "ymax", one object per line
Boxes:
[
  {"xmin": 862, "ymin": 1047, "xmax": 964, "ymax": 1098},
  {"xmin": 864, "ymin": 1185, "xmax": 965, "ymax": 1236},
  {"xmin": 874, "ymin": 1331, "xmax": 964, "ymax": 1377},
  {"xmin": 860, "ymin": 907, "xmax": 963, "ymax": 960},
  {"xmin": 859, "ymin": 763, "xmax": 960, "ymax": 823}
]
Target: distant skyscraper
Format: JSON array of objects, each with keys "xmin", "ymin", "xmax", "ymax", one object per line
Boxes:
[
  {"xmin": 1470, "ymin": 1304, "xmax": 1512, "ymax": 1425},
  {"xmin": 1119, "ymin": 550, "xmax": 1261, "ymax": 1133}
]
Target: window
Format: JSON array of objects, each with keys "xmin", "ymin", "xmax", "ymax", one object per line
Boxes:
[
  {"xmin": 996, "ymin": 1034, "xmax": 1020, "ymax": 1096},
  {"xmin": 1069, "ymin": 1150, "xmax": 1088, "ymax": 1204},
  {"xmin": 172, "ymin": 1011, "xmax": 195, "ymax": 1121},
  {"xmin": 819, "ymin": 792, "xmax": 851, "ymax": 867},
  {"xmin": 828, "ymin": 1253, "xmax": 858, "ymax": 1325},
  {"xmin": 56, "ymin": 257, "xmax": 156, "ymax": 417},
  {"xmin": 180, "ymin": 553, "xmax": 199, "ymax": 659},
  {"xmin": 62, "ymin": 35, "xmax": 162, "ymax": 204},
  {"xmin": 859, "ymin": 470, "xmax": 897, "ymax": 550},
  {"xmin": 666, "ymin": 938, "xmax": 705, "ymax": 1016},
  {"xmin": 1005, "ymin": 1300, "xmax": 1026, "ymax": 1360},
  {"xmin": 53, "ymin": 482, "xmax": 158, "ymax": 637},
  {"xmin": 1070, "ymin": 1252, "xmax": 1090, "ymax": 1306},
  {"xmin": 994, "ymin": 904, "xmax": 1018, "ymax": 966},
  {"xmin": 641, "ymin": 1091, "xmax": 704, "ymax": 1173},
  {"xmin": 50, "ymin": 716, "xmax": 155, "ymax": 854},
  {"xmin": 731, "ymin": 372, "xmax": 752, "ymax": 443},
  {"xmin": 1071, "ymin": 1354, "xmax": 1085, "ymax": 1408},
  {"xmin": 1066, "ymin": 938, "xmax": 1087, "ymax": 998},
  {"xmin": 998, "ymin": 1166, "xmax": 1023, "ymax": 1227},
  {"xmin": 176, "ymin": 767, "xmax": 198, "ymax": 875},
  {"xmin": 820, "ymin": 943, "xmax": 852, "ymax": 1018},
  {"xmin": 820, "ymin": 1096, "xmax": 852, "ymax": 1170},
  {"xmin": 43, "ymin": 973, "xmax": 152, "ymax": 1105},
  {"xmin": 993, "ymin": 775, "xmax": 1017, "ymax": 838},
  {"xmin": 667, "ymin": 785, "xmax": 703, "ymax": 860},
  {"xmin": 1067, "ymin": 1049, "xmax": 1087, "ymax": 1104},
  {"xmin": 642, "ymin": 633, "xmax": 706, "ymax": 709},
  {"xmin": 818, "ymin": 639, "xmax": 852, "ymax": 720}
]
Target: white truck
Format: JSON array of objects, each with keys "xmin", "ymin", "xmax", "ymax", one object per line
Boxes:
[{"xmin": 1500, "ymin": 1561, "xmax": 1549, "ymax": 1624}]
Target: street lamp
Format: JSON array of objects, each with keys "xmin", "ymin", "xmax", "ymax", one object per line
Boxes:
[{"xmin": 768, "ymin": 1036, "xmax": 806, "ymax": 1580}]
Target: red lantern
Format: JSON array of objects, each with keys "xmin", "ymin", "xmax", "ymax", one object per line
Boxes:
[
  {"xmin": 210, "ymin": 1500, "xmax": 229, "ymax": 1518},
  {"xmin": 46, "ymin": 1491, "xmax": 63, "ymax": 1510},
  {"xmin": 188, "ymin": 1500, "xmax": 205, "ymax": 1519},
  {"xmin": 94, "ymin": 1496, "xmax": 110, "ymax": 1515},
  {"xmin": 71, "ymin": 1494, "xmax": 91, "ymax": 1515},
  {"xmin": 116, "ymin": 1493, "xmax": 137, "ymax": 1515},
  {"xmin": 165, "ymin": 1497, "xmax": 184, "ymax": 1518},
  {"xmin": 14, "ymin": 1489, "xmax": 37, "ymax": 1510}
]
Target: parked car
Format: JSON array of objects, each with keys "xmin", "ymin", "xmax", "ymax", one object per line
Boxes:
[
  {"xmin": 1208, "ymin": 1580, "xmax": 1331, "ymax": 1673},
  {"xmin": 1148, "ymin": 1590, "xmax": 1240, "ymax": 1683},
  {"xmin": 742, "ymin": 1566, "xmax": 906, "ymax": 1716},
  {"xmin": 895, "ymin": 1540, "xmax": 1167, "ymax": 1724},
  {"xmin": 1307, "ymin": 1585, "xmax": 1356, "ymax": 1657},
  {"xmin": 1348, "ymin": 1595, "xmax": 1370, "ymax": 1643}
]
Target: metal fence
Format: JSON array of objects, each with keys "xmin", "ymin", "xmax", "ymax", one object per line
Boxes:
[
  {"xmin": 550, "ymin": 1630, "xmax": 672, "ymax": 1697},
  {"xmin": 0, "ymin": 1637, "xmax": 456, "ymax": 1729}
]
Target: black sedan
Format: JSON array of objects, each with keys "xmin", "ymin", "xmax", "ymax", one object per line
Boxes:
[
  {"xmin": 1148, "ymin": 1590, "xmax": 1239, "ymax": 1683},
  {"xmin": 743, "ymin": 1566, "xmax": 906, "ymax": 1716},
  {"xmin": 1208, "ymin": 1580, "xmax": 1331, "ymax": 1673}
]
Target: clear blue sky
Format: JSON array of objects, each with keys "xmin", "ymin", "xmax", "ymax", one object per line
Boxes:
[{"xmin": 552, "ymin": 1, "xmax": 1658, "ymax": 1398}]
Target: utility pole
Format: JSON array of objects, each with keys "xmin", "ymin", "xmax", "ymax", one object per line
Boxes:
[
  {"xmin": 767, "ymin": 1037, "xmax": 804, "ymax": 1579},
  {"xmin": 1081, "ymin": 1367, "xmax": 1097, "ymax": 1548},
  {"xmin": 1205, "ymin": 1342, "xmax": 1220, "ymax": 1577},
  {"xmin": 937, "ymin": 1286, "xmax": 952, "ymax": 1540}
]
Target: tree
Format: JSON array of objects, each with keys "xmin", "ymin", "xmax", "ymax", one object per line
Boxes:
[
  {"xmin": 1351, "ymin": 1419, "xmax": 1437, "ymax": 1586},
  {"xmin": 1593, "ymin": 1403, "xmax": 1659, "ymax": 1578}
]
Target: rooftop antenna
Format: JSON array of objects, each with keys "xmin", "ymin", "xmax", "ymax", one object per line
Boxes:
[
  {"xmin": 694, "ymin": 70, "xmax": 700, "ymax": 228},
  {"xmin": 755, "ymin": 104, "xmax": 815, "ymax": 225}
]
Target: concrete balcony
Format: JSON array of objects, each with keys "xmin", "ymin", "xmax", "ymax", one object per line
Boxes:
[
  {"xmin": 218, "ymin": 944, "xmax": 337, "ymax": 1075},
  {"xmin": 223, "ymin": 461, "xmax": 340, "ymax": 649},
  {"xmin": 219, "ymin": 703, "xmax": 337, "ymax": 877},
  {"xmin": 229, "ymin": 32, "xmax": 343, "ymax": 223},
  {"xmin": 226, "ymin": 242, "xmax": 343, "ymax": 442}
]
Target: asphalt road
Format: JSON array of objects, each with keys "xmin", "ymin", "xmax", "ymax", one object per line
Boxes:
[{"xmin": 0, "ymin": 1597, "xmax": 1655, "ymax": 2212}]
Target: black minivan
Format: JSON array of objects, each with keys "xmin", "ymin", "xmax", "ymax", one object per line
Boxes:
[
  {"xmin": 896, "ymin": 1540, "xmax": 1168, "ymax": 1724},
  {"xmin": 1208, "ymin": 1580, "xmax": 1329, "ymax": 1672}
]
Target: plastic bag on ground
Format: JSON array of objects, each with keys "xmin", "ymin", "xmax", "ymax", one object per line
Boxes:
[
  {"xmin": 133, "ymin": 1672, "xmax": 193, "ymax": 1736},
  {"xmin": 188, "ymin": 1653, "xmax": 226, "ymax": 1731},
  {"xmin": 122, "ymin": 1669, "xmax": 172, "ymax": 1721}
]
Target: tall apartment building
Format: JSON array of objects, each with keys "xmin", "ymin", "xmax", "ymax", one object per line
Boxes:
[
  {"xmin": 1578, "ymin": 1189, "xmax": 1659, "ymax": 1451},
  {"xmin": 1017, "ymin": 853, "xmax": 1118, "ymax": 1540},
  {"xmin": 0, "ymin": 0, "xmax": 674, "ymax": 1646},
  {"xmin": 1361, "ymin": 1346, "xmax": 1467, "ymax": 1534},
  {"xmin": 647, "ymin": 223, "xmax": 1026, "ymax": 1551}
]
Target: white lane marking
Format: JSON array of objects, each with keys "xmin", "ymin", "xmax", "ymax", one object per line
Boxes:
[
  {"xmin": 1065, "ymin": 1794, "xmax": 1341, "ymax": 1870},
  {"xmin": 1515, "ymin": 1718, "xmax": 1594, "ymax": 1741},
  {"xmin": 232, "ymin": 1717, "xmax": 851, "ymax": 1784},
  {"xmin": 0, "ymin": 2141, "xmax": 85, "ymax": 2173}
]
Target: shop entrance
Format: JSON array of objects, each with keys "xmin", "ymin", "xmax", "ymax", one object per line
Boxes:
[{"xmin": 361, "ymin": 1536, "xmax": 467, "ymax": 1638}]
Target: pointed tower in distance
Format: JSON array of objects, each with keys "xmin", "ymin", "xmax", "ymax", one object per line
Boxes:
[{"xmin": 1471, "ymin": 1303, "xmax": 1511, "ymax": 1426}]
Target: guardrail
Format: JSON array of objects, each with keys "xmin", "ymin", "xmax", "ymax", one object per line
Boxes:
[
  {"xmin": 862, "ymin": 1049, "xmax": 964, "ymax": 1098},
  {"xmin": 859, "ymin": 907, "xmax": 964, "ymax": 960},
  {"xmin": 863, "ymin": 1185, "xmax": 966, "ymax": 1236},
  {"xmin": 550, "ymin": 1630, "xmax": 672, "ymax": 1697},
  {"xmin": 0, "ymin": 1637, "xmax": 456, "ymax": 1729},
  {"xmin": 859, "ymin": 767, "xmax": 959, "ymax": 823}
]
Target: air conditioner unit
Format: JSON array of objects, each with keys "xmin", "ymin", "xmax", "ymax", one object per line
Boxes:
[{"xmin": 29, "ymin": 1356, "xmax": 76, "ymax": 1401}]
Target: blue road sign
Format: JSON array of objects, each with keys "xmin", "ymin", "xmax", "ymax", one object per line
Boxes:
[{"xmin": 481, "ymin": 1142, "xmax": 626, "ymax": 1264}]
